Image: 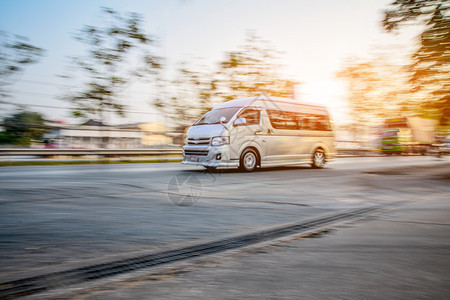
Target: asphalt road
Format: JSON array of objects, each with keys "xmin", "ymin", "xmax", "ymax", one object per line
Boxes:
[{"xmin": 0, "ymin": 156, "xmax": 449, "ymax": 298}]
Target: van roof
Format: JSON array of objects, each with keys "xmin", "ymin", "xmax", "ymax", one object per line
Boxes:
[
  {"xmin": 214, "ymin": 97, "xmax": 257, "ymax": 109},
  {"xmin": 213, "ymin": 95, "xmax": 327, "ymax": 111}
]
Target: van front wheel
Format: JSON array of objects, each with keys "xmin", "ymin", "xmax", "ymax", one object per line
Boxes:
[
  {"xmin": 311, "ymin": 149, "xmax": 326, "ymax": 169},
  {"xmin": 240, "ymin": 148, "xmax": 258, "ymax": 172}
]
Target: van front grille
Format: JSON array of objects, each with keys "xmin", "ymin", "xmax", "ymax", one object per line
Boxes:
[
  {"xmin": 184, "ymin": 150, "xmax": 209, "ymax": 156},
  {"xmin": 187, "ymin": 138, "xmax": 210, "ymax": 145}
]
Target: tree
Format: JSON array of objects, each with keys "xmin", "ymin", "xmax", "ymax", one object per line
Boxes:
[
  {"xmin": 383, "ymin": 0, "xmax": 450, "ymax": 126},
  {"xmin": 216, "ymin": 32, "xmax": 298, "ymax": 101},
  {"xmin": 153, "ymin": 61, "xmax": 218, "ymax": 129},
  {"xmin": 0, "ymin": 110, "xmax": 48, "ymax": 146},
  {"xmin": 337, "ymin": 55, "xmax": 414, "ymax": 139},
  {"xmin": 154, "ymin": 32, "xmax": 299, "ymax": 127},
  {"xmin": 63, "ymin": 7, "xmax": 162, "ymax": 123},
  {"xmin": 0, "ymin": 32, "xmax": 44, "ymax": 99}
]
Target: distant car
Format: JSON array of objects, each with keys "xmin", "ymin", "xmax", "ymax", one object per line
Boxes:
[{"xmin": 438, "ymin": 136, "xmax": 450, "ymax": 155}]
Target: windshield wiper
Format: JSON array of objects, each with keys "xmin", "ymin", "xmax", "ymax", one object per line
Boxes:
[{"xmin": 196, "ymin": 122, "xmax": 220, "ymax": 125}]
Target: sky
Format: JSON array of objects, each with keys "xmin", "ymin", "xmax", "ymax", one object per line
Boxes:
[{"xmin": 0, "ymin": 0, "xmax": 420, "ymax": 125}]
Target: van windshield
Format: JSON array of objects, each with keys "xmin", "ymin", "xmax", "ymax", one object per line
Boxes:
[{"xmin": 193, "ymin": 107, "xmax": 241, "ymax": 125}]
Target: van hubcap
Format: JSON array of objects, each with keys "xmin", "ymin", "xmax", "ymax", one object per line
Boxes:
[
  {"xmin": 244, "ymin": 152, "xmax": 256, "ymax": 169},
  {"xmin": 314, "ymin": 151, "xmax": 325, "ymax": 167}
]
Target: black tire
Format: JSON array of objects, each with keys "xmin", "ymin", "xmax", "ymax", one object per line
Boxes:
[
  {"xmin": 204, "ymin": 166, "xmax": 216, "ymax": 172},
  {"xmin": 311, "ymin": 149, "xmax": 326, "ymax": 169},
  {"xmin": 239, "ymin": 148, "xmax": 258, "ymax": 172}
]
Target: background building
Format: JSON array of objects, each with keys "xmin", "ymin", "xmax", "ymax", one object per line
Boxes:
[{"xmin": 44, "ymin": 120, "xmax": 185, "ymax": 149}]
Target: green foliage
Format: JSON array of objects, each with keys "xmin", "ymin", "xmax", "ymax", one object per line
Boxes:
[
  {"xmin": 0, "ymin": 33, "xmax": 44, "ymax": 99},
  {"xmin": 216, "ymin": 32, "xmax": 298, "ymax": 100},
  {"xmin": 154, "ymin": 32, "xmax": 299, "ymax": 127},
  {"xmin": 0, "ymin": 111, "xmax": 48, "ymax": 145},
  {"xmin": 336, "ymin": 55, "xmax": 413, "ymax": 132},
  {"xmin": 383, "ymin": 0, "xmax": 450, "ymax": 125},
  {"xmin": 382, "ymin": 0, "xmax": 448, "ymax": 32},
  {"xmin": 63, "ymin": 7, "xmax": 162, "ymax": 123},
  {"xmin": 154, "ymin": 61, "xmax": 217, "ymax": 129}
]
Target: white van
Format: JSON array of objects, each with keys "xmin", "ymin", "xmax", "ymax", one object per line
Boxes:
[{"xmin": 182, "ymin": 95, "xmax": 335, "ymax": 172}]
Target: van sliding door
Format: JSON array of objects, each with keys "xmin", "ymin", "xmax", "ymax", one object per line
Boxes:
[{"xmin": 265, "ymin": 110, "xmax": 310, "ymax": 164}]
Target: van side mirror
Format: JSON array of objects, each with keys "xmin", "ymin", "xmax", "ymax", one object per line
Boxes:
[
  {"xmin": 218, "ymin": 116, "xmax": 229, "ymax": 131},
  {"xmin": 234, "ymin": 117, "xmax": 246, "ymax": 126}
]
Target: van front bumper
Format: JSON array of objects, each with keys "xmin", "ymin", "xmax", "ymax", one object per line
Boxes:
[{"xmin": 182, "ymin": 145, "xmax": 239, "ymax": 169}]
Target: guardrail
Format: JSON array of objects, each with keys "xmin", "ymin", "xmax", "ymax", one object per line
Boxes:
[
  {"xmin": 0, "ymin": 147, "xmax": 375, "ymax": 156},
  {"xmin": 0, "ymin": 148, "xmax": 183, "ymax": 157},
  {"xmin": 0, "ymin": 147, "xmax": 382, "ymax": 161},
  {"xmin": 3, "ymin": 147, "xmax": 444, "ymax": 161},
  {"xmin": 0, "ymin": 145, "xmax": 450, "ymax": 158}
]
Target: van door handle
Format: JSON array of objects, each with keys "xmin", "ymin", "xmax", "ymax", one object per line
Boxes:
[{"xmin": 254, "ymin": 130, "xmax": 263, "ymax": 135}]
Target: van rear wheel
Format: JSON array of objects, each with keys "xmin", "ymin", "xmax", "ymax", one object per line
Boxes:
[
  {"xmin": 311, "ymin": 149, "xmax": 325, "ymax": 169},
  {"xmin": 240, "ymin": 148, "xmax": 258, "ymax": 172}
]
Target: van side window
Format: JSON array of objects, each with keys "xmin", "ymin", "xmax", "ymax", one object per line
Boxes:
[
  {"xmin": 300, "ymin": 114, "xmax": 331, "ymax": 131},
  {"xmin": 267, "ymin": 110, "xmax": 300, "ymax": 130},
  {"xmin": 316, "ymin": 115, "xmax": 331, "ymax": 131},
  {"xmin": 268, "ymin": 110, "xmax": 331, "ymax": 131},
  {"xmin": 238, "ymin": 109, "xmax": 260, "ymax": 125}
]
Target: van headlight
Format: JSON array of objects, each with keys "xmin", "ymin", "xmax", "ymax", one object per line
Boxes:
[{"xmin": 211, "ymin": 136, "xmax": 230, "ymax": 146}]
